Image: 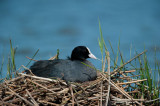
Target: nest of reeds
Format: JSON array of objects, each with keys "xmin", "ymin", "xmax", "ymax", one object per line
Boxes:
[{"xmin": 0, "ymin": 51, "xmax": 159, "ymax": 106}]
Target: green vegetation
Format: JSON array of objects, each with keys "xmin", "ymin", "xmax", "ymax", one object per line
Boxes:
[
  {"xmin": 136, "ymin": 51, "xmax": 159, "ymax": 101},
  {"xmin": 0, "ymin": 56, "xmax": 4, "ymax": 78},
  {"xmin": 6, "ymin": 40, "xmax": 17, "ymax": 80},
  {"xmin": 98, "ymin": 21, "xmax": 160, "ymax": 104}
]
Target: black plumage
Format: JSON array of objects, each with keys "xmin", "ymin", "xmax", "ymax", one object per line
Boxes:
[{"xmin": 26, "ymin": 46, "xmax": 97, "ymax": 82}]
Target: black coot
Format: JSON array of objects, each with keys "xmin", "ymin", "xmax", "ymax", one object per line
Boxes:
[{"xmin": 26, "ymin": 46, "xmax": 97, "ymax": 82}]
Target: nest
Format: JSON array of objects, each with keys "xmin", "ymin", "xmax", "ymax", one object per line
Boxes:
[
  {"xmin": 0, "ymin": 71, "xmax": 159, "ymax": 106},
  {"xmin": 0, "ymin": 51, "xmax": 159, "ymax": 106}
]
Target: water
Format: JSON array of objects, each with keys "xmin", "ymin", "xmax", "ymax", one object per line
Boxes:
[{"xmin": 0, "ymin": 0, "xmax": 160, "ymax": 81}]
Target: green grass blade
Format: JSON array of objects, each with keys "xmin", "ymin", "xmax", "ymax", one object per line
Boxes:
[
  {"xmin": 98, "ymin": 19, "xmax": 104, "ymax": 57},
  {"xmin": 10, "ymin": 40, "xmax": 16, "ymax": 72},
  {"xmin": 0, "ymin": 56, "xmax": 4, "ymax": 78},
  {"xmin": 26, "ymin": 49, "xmax": 39, "ymax": 67}
]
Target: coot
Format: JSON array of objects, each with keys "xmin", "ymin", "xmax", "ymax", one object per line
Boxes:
[{"xmin": 26, "ymin": 46, "xmax": 97, "ymax": 82}]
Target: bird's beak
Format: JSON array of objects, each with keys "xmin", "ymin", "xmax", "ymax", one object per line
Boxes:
[{"xmin": 89, "ymin": 53, "xmax": 97, "ymax": 59}]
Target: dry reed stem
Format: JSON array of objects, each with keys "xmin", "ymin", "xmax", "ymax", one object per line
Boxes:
[
  {"xmin": 102, "ymin": 56, "xmax": 107, "ymax": 72},
  {"xmin": 105, "ymin": 51, "xmax": 110, "ymax": 106},
  {"xmin": 26, "ymin": 56, "xmax": 38, "ymax": 61},
  {"xmin": 100, "ymin": 55, "xmax": 106, "ymax": 106},
  {"xmin": 119, "ymin": 70, "xmax": 136, "ymax": 73},
  {"xmin": 145, "ymin": 98, "xmax": 160, "ymax": 103},
  {"xmin": 100, "ymin": 81, "xmax": 103, "ymax": 106},
  {"xmin": 118, "ymin": 74, "xmax": 141, "ymax": 79},
  {"xmin": 19, "ymin": 73, "xmax": 53, "ymax": 81},
  {"xmin": 49, "ymin": 54, "xmax": 58, "ymax": 60},
  {"xmin": 117, "ymin": 79, "xmax": 147, "ymax": 85},
  {"xmin": 112, "ymin": 96, "xmax": 145, "ymax": 101},
  {"xmin": 69, "ymin": 85, "xmax": 75, "ymax": 106}
]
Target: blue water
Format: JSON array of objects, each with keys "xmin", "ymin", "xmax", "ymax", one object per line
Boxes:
[{"xmin": 0, "ymin": 0, "xmax": 160, "ymax": 81}]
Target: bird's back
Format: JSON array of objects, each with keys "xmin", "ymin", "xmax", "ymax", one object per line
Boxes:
[{"xmin": 27, "ymin": 59, "xmax": 97, "ymax": 82}]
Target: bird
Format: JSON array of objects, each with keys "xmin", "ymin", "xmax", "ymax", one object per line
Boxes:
[{"xmin": 26, "ymin": 46, "xmax": 97, "ymax": 82}]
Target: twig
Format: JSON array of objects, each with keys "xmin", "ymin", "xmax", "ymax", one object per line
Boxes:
[
  {"xmin": 0, "ymin": 102, "xmax": 17, "ymax": 106},
  {"xmin": 26, "ymin": 56, "xmax": 38, "ymax": 61},
  {"xmin": 88, "ymin": 93, "xmax": 108, "ymax": 100},
  {"xmin": 26, "ymin": 89, "xmax": 39, "ymax": 106},
  {"xmin": 2, "ymin": 95, "xmax": 14, "ymax": 101},
  {"xmin": 9, "ymin": 98, "xmax": 22, "ymax": 104},
  {"xmin": 38, "ymin": 100, "xmax": 59, "ymax": 106},
  {"xmin": 49, "ymin": 54, "xmax": 58, "ymax": 60},
  {"xmin": 26, "ymin": 78, "xmax": 56, "ymax": 94},
  {"xmin": 21, "ymin": 65, "xmax": 34, "ymax": 76},
  {"xmin": 57, "ymin": 88, "xmax": 69, "ymax": 94},
  {"xmin": 102, "ymin": 56, "xmax": 107, "ymax": 72},
  {"xmin": 4, "ymin": 81, "xmax": 33, "ymax": 106},
  {"xmin": 5, "ymin": 75, "xmax": 24, "ymax": 84},
  {"xmin": 118, "ymin": 74, "xmax": 141, "ymax": 79}
]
